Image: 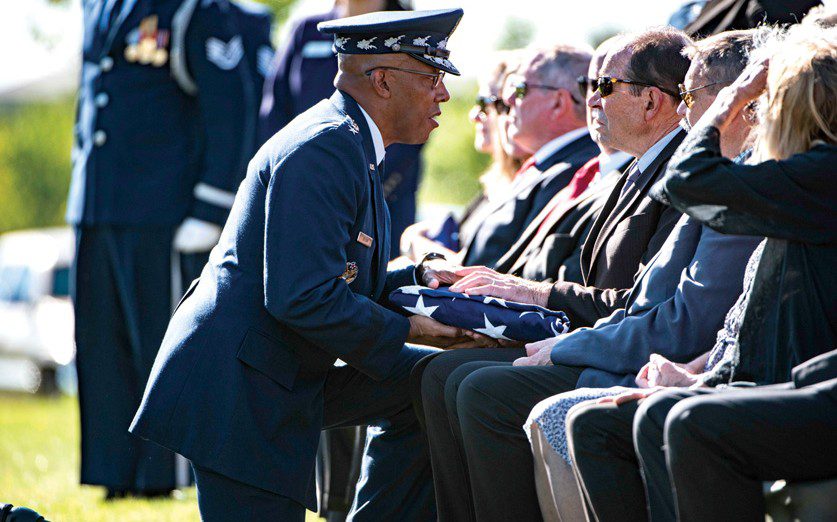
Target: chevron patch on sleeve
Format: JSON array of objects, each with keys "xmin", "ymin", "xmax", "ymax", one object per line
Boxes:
[{"xmin": 206, "ymin": 35, "xmax": 244, "ymax": 70}]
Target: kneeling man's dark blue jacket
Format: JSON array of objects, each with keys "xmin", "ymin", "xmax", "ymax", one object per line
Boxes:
[{"xmin": 130, "ymin": 90, "xmax": 414, "ymax": 509}]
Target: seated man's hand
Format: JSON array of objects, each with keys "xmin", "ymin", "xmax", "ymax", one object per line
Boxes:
[
  {"xmin": 513, "ymin": 337, "xmax": 557, "ymax": 366},
  {"xmin": 449, "ymin": 266, "xmax": 552, "ymax": 307},
  {"xmin": 598, "ymin": 388, "xmax": 661, "ymax": 406},
  {"xmin": 636, "ymin": 353, "xmax": 701, "ymax": 388},
  {"xmin": 420, "ymin": 258, "xmax": 466, "ymax": 289}
]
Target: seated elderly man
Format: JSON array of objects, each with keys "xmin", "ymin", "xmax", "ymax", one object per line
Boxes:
[
  {"xmin": 493, "ymin": 36, "xmax": 633, "ymax": 284},
  {"xmin": 458, "ymin": 44, "xmax": 598, "ymax": 269},
  {"xmin": 414, "ymin": 27, "xmax": 699, "ymax": 522},
  {"xmin": 567, "ymin": 23, "xmax": 837, "ymax": 522}
]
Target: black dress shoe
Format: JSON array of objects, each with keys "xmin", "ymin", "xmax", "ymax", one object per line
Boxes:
[
  {"xmin": 104, "ymin": 489, "xmax": 128, "ymax": 501},
  {"xmin": 133, "ymin": 489, "xmax": 174, "ymax": 499}
]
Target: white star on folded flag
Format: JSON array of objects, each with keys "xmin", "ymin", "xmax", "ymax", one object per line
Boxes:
[
  {"xmin": 483, "ymin": 296, "xmax": 508, "ymax": 307},
  {"xmin": 474, "ymin": 314, "xmax": 512, "ymax": 340},
  {"xmin": 403, "ymin": 295, "xmax": 438, "ymax": 318}
]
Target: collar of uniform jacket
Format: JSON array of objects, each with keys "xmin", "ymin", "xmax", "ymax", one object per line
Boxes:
[
  {"xmin": 358, "ymin": 104, "xmax": 386, "ymax": 165},
  {"xmin": 531, "ymin": 126, "xmax": 590, "ymax": 169}
]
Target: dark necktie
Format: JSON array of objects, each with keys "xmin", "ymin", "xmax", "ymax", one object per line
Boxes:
[{"xmin": 620, "ymin": 163, "xmax": 643, "ymax": 196}]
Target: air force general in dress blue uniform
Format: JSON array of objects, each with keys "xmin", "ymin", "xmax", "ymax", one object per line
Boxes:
[
  {"xmin": 70, "ymin": 0, "xmax": 257, "ymax": 495},
  {"xmin": 130, "ymin": 9, "xmax": 464, "ymax": 521}
]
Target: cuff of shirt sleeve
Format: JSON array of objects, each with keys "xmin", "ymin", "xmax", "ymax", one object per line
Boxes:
[
  {"xmin": 546, "ymin": 283, "xmax": 566, "ymax": 312},
  {"xmin": 190, "ymin": 183, "xmax": 237, "ymax": 225}
]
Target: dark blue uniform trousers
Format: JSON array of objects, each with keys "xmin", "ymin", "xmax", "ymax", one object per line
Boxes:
[
  {"xmin": 72, "ymin": 226, "xmax": 177, "ymax": 490},
  {"xmin": 192, "ymin": 344, "xmax": 439, "ymax": 522}
]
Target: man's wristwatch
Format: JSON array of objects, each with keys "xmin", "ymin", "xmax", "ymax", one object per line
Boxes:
[{"xmin": 415, "ymin": 252, "xmax": 447, "ymax": 285}]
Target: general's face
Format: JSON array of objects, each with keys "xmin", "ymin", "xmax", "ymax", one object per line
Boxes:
[
  {"xmin": 677, "ymin": 63, "xmax": 716, "ymax": 128},
  {"xmin": 501, "ymin": 65, "xmax": 556, "ymax": 156},
  {"xmin": 391, "ymin": 61, "xmax": 451, "ymax": 145},
  {"xmin": 587, "ymin": 49, "xmax": 645, "ymax": 153}
]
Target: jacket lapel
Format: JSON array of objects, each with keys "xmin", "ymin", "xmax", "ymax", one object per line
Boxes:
[
  {"xmin": 100, "ymin": 0, "xmax": 140, "ymax": 58},
  {"xmin": 329, "ymin": 90, "xmax": 388, "ymax": 297},
  {"xmin": 584, "ymin": 130, "xmax": 685, "ymax": 280}
]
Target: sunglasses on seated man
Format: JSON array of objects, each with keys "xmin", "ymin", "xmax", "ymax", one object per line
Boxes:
[
  {"xmin": 677, "ymin": 81, "xmax": 723, "ymax": 109},
  {"xmin": 593, "ymin": 76, "xmax": 679, "ymax": 99},
  {"xmin": 510, "ymin": 78, "xmax": 582, "ymax": 105},
  {"xmin": 577, "ymin": 75, "xmax": 597, "ymax": 98},
  {"xmin": 475, "ymin": 95, "xmax": 511, "ymax": 115},
  {"xmin": 364, "ymin": 66, "xmax": 446, "ymax": 89}
]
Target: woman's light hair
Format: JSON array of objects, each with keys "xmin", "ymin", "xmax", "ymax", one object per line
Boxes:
[{"xmin": 751, "ymin": 24, "xmax": 837, "ymax": 161}]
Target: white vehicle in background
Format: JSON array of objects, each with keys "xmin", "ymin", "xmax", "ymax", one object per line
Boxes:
[{"xmin": 0, "ymin": 227, "xmax": 75, "ymax": 393}]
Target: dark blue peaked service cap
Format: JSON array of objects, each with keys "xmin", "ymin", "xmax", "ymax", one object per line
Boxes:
[{"xmin": 317, "ymin": 8, "xmax": 463, "ymax": 75}]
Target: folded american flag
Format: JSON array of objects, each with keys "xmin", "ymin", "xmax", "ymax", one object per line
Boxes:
[{"xmin": 389, "ymin": 286, "xmax": 571, "ymax": 342}]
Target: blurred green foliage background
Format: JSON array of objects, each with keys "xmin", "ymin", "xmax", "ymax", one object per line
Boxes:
[{"xmin": 0, "ymin": 0, "xmax": 490, "ymax": 234}]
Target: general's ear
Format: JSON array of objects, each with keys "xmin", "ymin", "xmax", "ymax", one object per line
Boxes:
[{"xmin": 369, "ymin": 70, "xmax": 393, "ymax": 99}]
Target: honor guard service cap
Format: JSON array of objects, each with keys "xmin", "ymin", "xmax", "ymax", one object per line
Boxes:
[{"xmin": 317, "ymin": 8, "xmax": 463, "ymax": 75}]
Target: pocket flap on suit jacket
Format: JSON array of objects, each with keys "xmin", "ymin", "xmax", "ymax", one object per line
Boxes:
[{"xmin": 237, "ymin": 328, "xmax": 300, "ymax": 390}]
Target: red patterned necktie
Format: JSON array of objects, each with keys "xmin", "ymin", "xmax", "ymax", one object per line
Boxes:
[{"xmin": 536, "ymin": 157, "xmax": 600, "ymax": 234}]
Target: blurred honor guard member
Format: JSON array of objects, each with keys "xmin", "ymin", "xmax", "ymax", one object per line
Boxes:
[
  {"xmin": 176, "ymin": 0, "xmax": 274, "ymax": 290},
  {"xmin": 68, "ymin": 0, "xmax": 255, "ymax": 497},
  {"xmin": 131, "ymin": 9, "xmax": 465, "ymax": 521},
  {"xmin": 260, "ymin": 0, "xmax": 423, "ymax": 259}
]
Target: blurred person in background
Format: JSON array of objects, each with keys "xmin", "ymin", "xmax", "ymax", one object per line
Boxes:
[
  {"xmin": 68, "ymin": 0, "xmax": 256, "ymax": 499},
  {"xmin": 682, "ymin": 0, "xmax": 821, "ymax": 36},
  {"xmin": 458, "ymin": 44, "xmax": 598, "ymax": 269},
  {"xmin": 399, "ymin": 50, "xmax": 524, "ymax": 262}
]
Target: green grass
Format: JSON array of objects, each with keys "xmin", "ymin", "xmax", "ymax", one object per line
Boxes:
[{"xmin": 0, "ymin": 393, "xmax": 320, "ymax": 521}]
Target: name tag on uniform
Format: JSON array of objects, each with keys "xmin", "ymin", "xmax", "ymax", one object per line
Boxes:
[
  {"xmin": 301, "ymin": 40, "xmax": 335, "ymax": 58},
  {"xmin": 357, "ymin": 232, "xmax": 374, "ymax": 248}
]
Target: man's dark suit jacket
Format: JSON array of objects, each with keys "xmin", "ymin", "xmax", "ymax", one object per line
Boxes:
[
  {"xmin": 684, "ymin": 0, "xmax": 821, "ymax": 37},
  {"xmin": 461, "ymin": 133, "xmax": 598, "ymax": 269},
  {"xmin": 494, "ymin": 159, "xmax": 632, "ymax": 284},
  {"xmin": 546, "ymin": 130, "xmax": 686, "ymax": 328}
]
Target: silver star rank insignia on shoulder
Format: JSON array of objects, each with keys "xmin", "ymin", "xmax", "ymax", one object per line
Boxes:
[
  {"xmin": 346, "ymin": 116, "xmax": 360, "ymax": 135},
  {"xmin": 340, "ymin": 261, "xmax": 359, "ymax": 284}
]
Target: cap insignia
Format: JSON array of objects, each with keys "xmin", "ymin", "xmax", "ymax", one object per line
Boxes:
[
  {"xmin": 384, "ymin": 35, "xmax": 405, "ymax": 48},
  {"xmin": 357, "ymin": 37, "xmax": 377, "ymax": 50}
]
